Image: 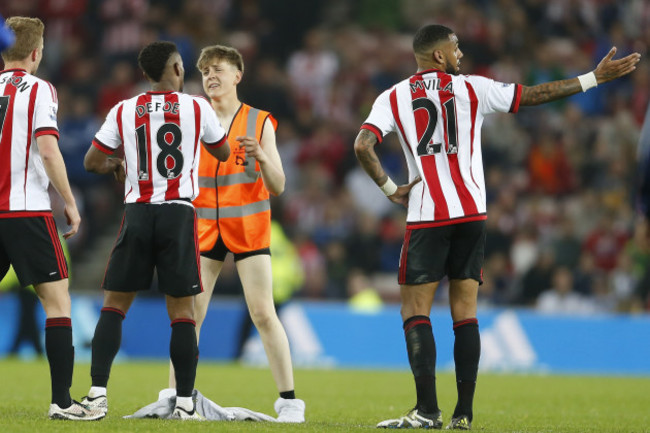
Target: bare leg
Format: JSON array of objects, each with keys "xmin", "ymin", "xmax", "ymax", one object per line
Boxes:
[
  {"xmin": 399, "ymin": 281, "xmax": 438, "ymax": 321},
  {"xmin": 448, "ymin": 278, "xmax": 478, "ymax": 322},
  {"xmin": 102, "ymin": 290, "xmax": 137, "ymax": 313},
  {"xmin": 34, "ymin": 279, "xmax": 71, "ymax": 318},
  {"xmin": 237, "ymin": 255, "xmax": 294, "ymax": 393}
]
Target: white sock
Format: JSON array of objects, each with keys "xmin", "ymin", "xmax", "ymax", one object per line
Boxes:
[
  {"xmin": 176, "ymin": 396, "xmax": 194, "ymax": 412},
  {"xmin": 89, "ymin": 386, "xmax": 107, "ymax": 398}
]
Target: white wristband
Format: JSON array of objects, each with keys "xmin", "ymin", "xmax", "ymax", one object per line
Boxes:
[
  {"xmin": 577, "ymin": 71, "xmax": 598, "ymax": 92},
  {"xmin": 379, "ymin": 177, "xmax": 398, "ymax": 196}
]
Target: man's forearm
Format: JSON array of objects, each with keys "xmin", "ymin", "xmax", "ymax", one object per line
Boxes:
[
  {"xmin": 87, "ymin": 157, "xmax": 122, "ymax": 175},
  {"xmin": 520, "ymin": 78, "xmax": 582, "ymax": 106},
  {"xmin": 258, "ymin": 158, "xmax": 285, "ymax": 196},
  {"xmin": 354, "ymin": 129, "xmax": 387, "ymax": 186},
  {"xmin": 42, "ymin": 151, "xmax": 76, "ymax": 205}
]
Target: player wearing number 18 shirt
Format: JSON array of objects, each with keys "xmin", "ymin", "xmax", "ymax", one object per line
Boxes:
[
  {"xmin": 81, "ymin": 41, "xmax": 230, "ymax": 420},
  {"xmin": 355, "ymin": 24, "xmax": 640, "ymax": 430}
]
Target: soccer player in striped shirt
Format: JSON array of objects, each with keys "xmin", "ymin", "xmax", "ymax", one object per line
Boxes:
[
  {"xmin": 0, "ymin": 16, "xmax": 103, "ymax": 420},
  {"xmin": 81, "ymin": 41, "xmax": 230, "ymax": 420},
  {"xmin": 355, "ymin": 24, "xmax": 640, "ymax": 430}
]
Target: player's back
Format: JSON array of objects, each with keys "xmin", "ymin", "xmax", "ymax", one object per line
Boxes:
[
  {"xmin": 95, "ymin": 91, "xmax": 216, "ymax": 204},
  {"xmin": 373, "ymin": 68, "xmax": 520, "ymax": 224},
  {"xmin": 391, "ymin": 69, "xmax": 519, "ymax": 156},
  {"xmin": 0, "ymin": 68, "xmax": 59, "ymax": 212}
]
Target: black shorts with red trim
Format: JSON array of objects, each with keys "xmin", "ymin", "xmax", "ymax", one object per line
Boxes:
[
  {"xmin": 201, "ymin": 235, "xmax": 270, "ymax": 262},
  {"xmin": 102, "ymin": 202, "xmax": 202, "ymax": 297},
  {"xmin": 0, "ymin": 214, "xmax": 68, "ymax": 287},
  {"xmin": 398, "ymin": 220, "xmax": 486, "ymax": 285}
]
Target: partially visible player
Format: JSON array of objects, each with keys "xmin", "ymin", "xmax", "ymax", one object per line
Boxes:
[
  {"xmin": 81, "ymin": 41, "xmax": 230, "ymax": 420},
  {"xmin": 638, "ymin": 103, "xmax": 650, "ymax": 226},
  {"xmin": 635, "ymin": 98, "xmax": 650, "ymax": 309},
  {"xmin": 0, "ymin": 15, "xmax": 15, "ymax": 52},
  {"xmin": 355, "ymin": 24, "xmax": 640, "ymax": 430},
  {"xmin": 0, "ymin": 16, "xmax": 103, "ymax": 420}
]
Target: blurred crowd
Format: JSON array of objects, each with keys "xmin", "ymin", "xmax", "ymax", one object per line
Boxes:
[{"xmin": 2, "ymin": 0, "xmax": 650, "ymax": 313}]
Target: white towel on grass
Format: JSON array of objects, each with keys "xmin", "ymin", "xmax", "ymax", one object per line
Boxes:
[{"xmin": 124, "ymin": 388, "xmax": 277, "ymax": 422}]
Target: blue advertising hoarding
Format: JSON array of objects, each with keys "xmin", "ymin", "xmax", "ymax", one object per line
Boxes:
[{"xmin": 1, "ymin": 294, "xmax": 648, "ymax": 375}]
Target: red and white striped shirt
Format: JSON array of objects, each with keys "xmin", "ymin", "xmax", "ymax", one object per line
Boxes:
[
  {"xmin": 362, "ymin": 68, "xmax": 522, "ymax": 228},
  {"xmin": 92, "ymin": 91, "xmax": 227, "ymax": 204},
  {"xmin": 0, "ymin": 68, "xmax": 60, "ymax": 214}
]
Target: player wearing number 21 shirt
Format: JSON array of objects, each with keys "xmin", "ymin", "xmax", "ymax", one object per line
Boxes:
[
  {"xmin": 356, "ymin": 24, "xmax": 640, "ymax": 430},
  {"xmin": 82, "ymin": 41, "xmax": 230, "ymax": 419}
]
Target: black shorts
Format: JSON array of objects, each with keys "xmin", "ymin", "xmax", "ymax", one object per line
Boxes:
[
  {"xmin": 398, "ymin": 220, "xmax": 486, "ymax": 285},
  {"xmin": 201, "ymin": 235, "xmax": 270, "ymax": 262},
  {"xmin": 102, "ymin": 203, "xmax": 202, "ymax": 297},
  {"xmin": 0, "ymin": 215, "xmax": 68, "ymax": 287}
]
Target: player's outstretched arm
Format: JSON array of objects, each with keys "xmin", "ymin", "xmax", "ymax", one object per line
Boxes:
[
  {"xmin": 594, "ymin": 47, "xmax": 641, "ymax": 84},
  {"xmin": 519, "ymin": 47, "xmax": 641, "ymax": 106},
  {"xmin": 354, "ymin": 129, "xmax": 420, "ymax": 207}
]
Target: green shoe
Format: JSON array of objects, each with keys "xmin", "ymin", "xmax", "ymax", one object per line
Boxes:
[{"xmin": 445, "ymin": 415, "xmax": 471, "ymax": 430}]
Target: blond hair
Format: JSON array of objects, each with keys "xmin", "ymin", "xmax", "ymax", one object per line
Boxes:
[
  {"xmin": 1, "ymin": 17, "xmax": 44, "ymax": 62},
  {"xmin": 196, "ymin": 45, "xmax": 244, "ymax": 74}
]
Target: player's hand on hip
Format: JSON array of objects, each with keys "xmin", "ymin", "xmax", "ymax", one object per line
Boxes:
[
  {"xmin": 236, "ymin": 135, "xmax": 264, "ymax": 161},
  {"xmin": 388, "ymin": 176, "xmax": 422, "ymax": 208},
  {"xmin": 63, "ymin": 203, "xmax": 81, "ymax": 239},
  {"xmin": 112, "ymin": 158, "xmax": 126, "ymax": 183},
  {"xmin": 594, "ymin": 47, "xmax": 641, "ymax": 84}
]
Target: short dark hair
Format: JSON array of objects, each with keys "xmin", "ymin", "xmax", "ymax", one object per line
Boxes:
[
  {"xmin": 413, "ymin": 24, "xmax": 454, "ymax": 55},
  {"xmin": 137, "ymin": 41, "xmax": 178, "ymax": 82}
]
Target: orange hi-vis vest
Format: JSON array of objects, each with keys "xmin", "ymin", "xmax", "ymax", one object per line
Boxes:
[{"xmin": 194, "ymin": 103, "xmax": 277, "ymax": 253}]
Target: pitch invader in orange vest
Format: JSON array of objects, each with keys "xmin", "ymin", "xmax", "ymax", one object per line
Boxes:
[{"xmin": 167, "ymin": 45, "xmax": 305, "ymax": 423}]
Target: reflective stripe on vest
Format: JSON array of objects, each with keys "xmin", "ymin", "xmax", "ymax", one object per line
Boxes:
[
  {"xmin": 242, "ymin": 107, "xmax": 260, "ymax": 178},
  {"xmin": 195, "ymin": 106, "xmax": 268, "ymax": 218},
  {"xmin": 196, "ymin": 199, "xmax": 270, "ymax": 219},
  {"xmin": 198, "ymin": 172, "xmax": 257, "ymax": 187}
]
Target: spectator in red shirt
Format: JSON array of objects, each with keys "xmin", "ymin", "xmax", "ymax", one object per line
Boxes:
[{"xmin": 582, "ymin": 213, "xmax": 629, "ymax": 272}]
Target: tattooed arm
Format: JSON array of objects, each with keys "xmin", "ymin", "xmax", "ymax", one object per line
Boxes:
[
  {"xmin": 354, "ymin": 129, "xmax": 388, "ymax": 186},
  {"xmin": 354, "ymin": 129, "xmax": 420, "ymax": 207},
  {"xmin": 519, "ymin": 78, "xmax": 582, "ymax": 106},
  {"xmin": 520, "ymin": 47, "xmax": 641, "ymax": 106}
]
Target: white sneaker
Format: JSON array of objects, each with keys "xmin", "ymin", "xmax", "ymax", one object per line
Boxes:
[
  {"xmin": 274, "ymin": 397, "xmax": 305, "ymax": 423},
  {"xmin": 170, "ymin": 406, "xmax": 205, "ymax": 421},
  {"xmin": 48, "ymin": 400, "xmax": 106, "ymax": 421},
  {"xmin": 80, "ymin": 395, "xmax": 108, "ymax": 416}
]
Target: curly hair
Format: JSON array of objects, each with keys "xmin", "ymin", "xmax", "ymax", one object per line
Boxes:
[{"xmin": 137, "ymin": 41, "xmax": 178, "ymax": 82}]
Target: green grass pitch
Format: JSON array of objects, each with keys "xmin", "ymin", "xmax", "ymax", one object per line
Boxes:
[{"xmin": 0, "ymin": 358, "xmax": 648, "ymax": 432}]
